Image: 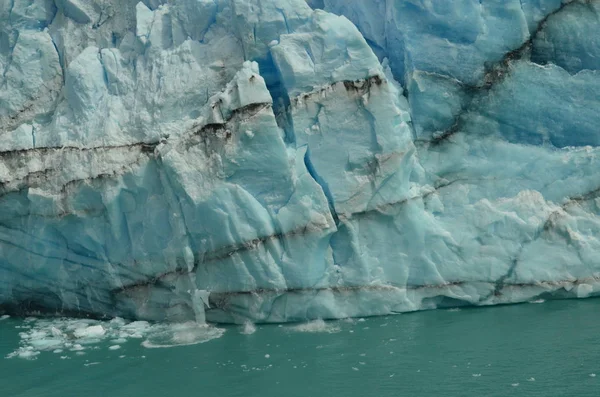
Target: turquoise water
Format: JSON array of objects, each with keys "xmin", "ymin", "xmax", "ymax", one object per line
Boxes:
[{"xmin": 1, "ymin": 299, "xmax": 599, "ymax": 397}]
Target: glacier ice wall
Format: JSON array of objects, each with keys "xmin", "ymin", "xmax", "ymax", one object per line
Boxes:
[{"xmin": 1, "ymin": 0, "xmax": 600, "ymax": 323}]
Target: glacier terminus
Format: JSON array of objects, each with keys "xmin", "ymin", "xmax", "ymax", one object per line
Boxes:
[{"xmin": 1, "ymin": 0, "xmax": 600, "ymax": 324}]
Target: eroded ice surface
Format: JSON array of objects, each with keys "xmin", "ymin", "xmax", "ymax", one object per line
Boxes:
[{"xmin": 1, "ymin": 0, "xmax": 599, "ymax": 323}]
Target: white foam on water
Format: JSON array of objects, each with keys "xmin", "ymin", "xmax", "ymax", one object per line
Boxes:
[
  {"xmin": 288, "ymin": 319, "xmax": 341, "ymax": 334},
  {"xmin": 5, "ymin": 317, "xmax": 225, "ymax": 359},
  {"xmin": 141, "ymin": 322, "xmax": 225, "ymax": 349},
  {"xmin": 0, "ymin": 315, "xmax": 9, "ymax": 321},
  {"xmin": 529, "ymin": 299, "xmax": 545, "ymax": 304},
  {"xmin": 240, "ymin": 321, "xmax": 256, "ymax": 335}
]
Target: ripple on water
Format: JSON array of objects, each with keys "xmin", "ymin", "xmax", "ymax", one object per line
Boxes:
[{"xmin": 288, "ymin": 319, "xmax": 341, "ymax": 333}]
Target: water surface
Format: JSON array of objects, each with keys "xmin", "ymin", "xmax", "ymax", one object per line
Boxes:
[{"xmin": 1, "ymin": 299, "xmax": 599, "ymax": 396}]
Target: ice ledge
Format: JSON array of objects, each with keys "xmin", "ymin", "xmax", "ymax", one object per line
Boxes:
[{"xmin": 206, "ymin": 276, "xmax": 600, "ymax": 324}]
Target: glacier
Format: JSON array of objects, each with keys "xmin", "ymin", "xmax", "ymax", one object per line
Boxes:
[{"xmin": 0, "ymin": 0, "xmax": 599, "ymax": 324}]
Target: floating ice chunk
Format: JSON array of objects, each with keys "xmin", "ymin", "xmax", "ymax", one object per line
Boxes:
[
  {"xmin": 26, "ymin": 330, "xmax": 48, "ymax": 340},
  {"xmin": 18, "ymin": 350, "xmax": 40, "ymax": 360},
  {"xmin": 74, "ymin": 325, "xmax": 106, "ymax": 339},
  {"xmin": 50, "ymin": 327, "xmax": 63, "ymax": 337},
  {"xmin": 29, "ymin": 338, "xmax": 63, "ymax": 350},
  {"xmin": 6, "ymin": 317, "xmax": 225, "ymax": 359}
]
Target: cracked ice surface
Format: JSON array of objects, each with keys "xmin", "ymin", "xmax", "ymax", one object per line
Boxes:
[{"xmin": 0, "ymin": 0, "xmax": 600, "ymax": 323}]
